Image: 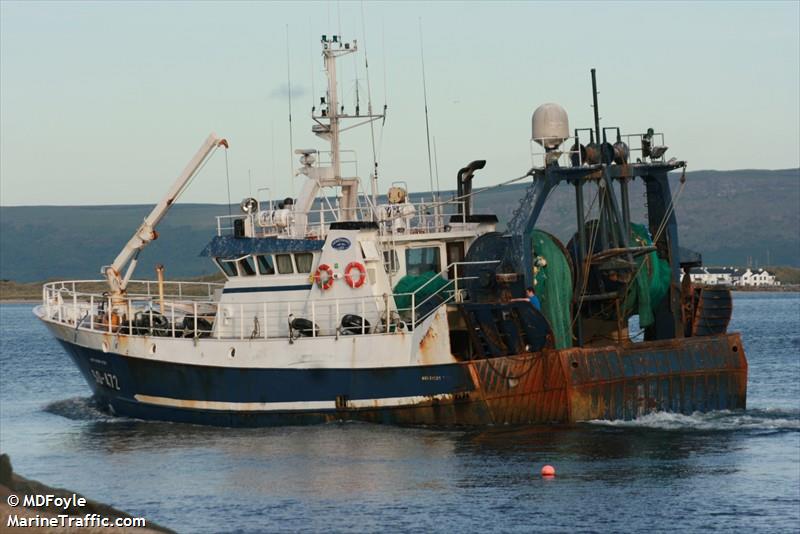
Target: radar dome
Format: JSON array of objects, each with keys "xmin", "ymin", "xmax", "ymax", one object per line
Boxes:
[{"xmin": 531, "ymin": 103, "xmax": 569, "ymax": 150}]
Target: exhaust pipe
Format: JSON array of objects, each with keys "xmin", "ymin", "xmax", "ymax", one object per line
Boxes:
[{"xmin": 456, "ymin": 160, "xmax": 486, "ymax": 219}]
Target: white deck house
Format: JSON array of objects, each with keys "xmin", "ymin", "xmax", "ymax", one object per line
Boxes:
[{"xmin": 685, "ymin": 267, "xmax": 780, "ymax": 287}]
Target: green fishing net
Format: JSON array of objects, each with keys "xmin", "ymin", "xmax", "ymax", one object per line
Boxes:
[
  {"xmin": 531, "ymin": 230, "xmax": 574, "ymax": 349},
  {"xmin": 623, "ymin": 223, "xmax": 671, "ymax": 327},
  {"xmin": 392, "ymin": 272, "xmax": 449, "ymax": 316}
]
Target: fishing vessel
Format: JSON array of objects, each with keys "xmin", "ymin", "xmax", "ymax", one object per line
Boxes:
[{"xmin": 35, "ymin": 35, "xmax": 747, "ymax": 426}]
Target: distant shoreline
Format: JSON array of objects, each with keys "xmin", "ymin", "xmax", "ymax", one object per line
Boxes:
[
  {"xmin": 731, "ymin": 285, "xmax": 800, "ymax": 292},
  {"xmin": 1, "ymin": 274, "xmax": 225, "ymax": 303},
  {"xmin": 2, "ymin": 287, "xmax": 798, "ymax": 303}
]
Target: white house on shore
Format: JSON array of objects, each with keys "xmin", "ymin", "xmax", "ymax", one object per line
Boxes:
[
  {"xmin": 736, "ymin": 268, "xmax": 779, "ymax": 286},
  {"xmin": 685, "ymin": 267, "xmax": 780, "ymax": 287}
]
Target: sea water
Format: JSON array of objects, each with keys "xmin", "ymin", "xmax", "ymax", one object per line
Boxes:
[{"xmin": 1, "ymin": 293, "xmax": 798, "ymax": 533}]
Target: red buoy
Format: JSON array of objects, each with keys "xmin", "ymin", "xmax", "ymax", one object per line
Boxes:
[{"xmin": 541, "ymin": 465, "xmax": 556, "ymax": 477}]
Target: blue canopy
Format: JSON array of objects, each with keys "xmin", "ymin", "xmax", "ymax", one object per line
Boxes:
[{"xmin": 200, "ymin": 236, "xmax": 325, "ymax": 258}]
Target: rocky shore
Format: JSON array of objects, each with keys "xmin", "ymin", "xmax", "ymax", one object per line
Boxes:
[{"xmin": 0, "ymin": 454, "xmax": 172, "ymax": 533}]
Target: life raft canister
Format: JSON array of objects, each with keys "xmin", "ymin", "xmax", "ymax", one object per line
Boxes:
[
  {"xmin": 344, "ymin": 261, "xmax": 367, "ymax": 288},
  {"xmin": 314, "ymin": 264, "xmax": 335, "ymax": 290}
]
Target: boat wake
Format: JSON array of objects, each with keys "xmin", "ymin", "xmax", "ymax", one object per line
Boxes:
[
  {"xmin": 588, "ymin": 408, "xmax": 800, "ymax": 433},
  {"xmin": 43, "ymin": 397, "xmax": 121, "ymax": 422}
]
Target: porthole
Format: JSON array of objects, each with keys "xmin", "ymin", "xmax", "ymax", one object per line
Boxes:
[
  {"xmin": 149, "ymin": 344, "xmax": 157, "ymax": 355},
  {"xmin": 732, "ymin": 345, "xmax": 738, "ymax": 352},
  {"xmin": 571, "ymin": 360, "xmax": 579, "ymax": 368},
  {"xmin": 228, "ymin": 347, "xmax": 236, "ymax": 359},
  {"xmin": 101, "ymin": 341, "xmax": 109, "ymax": 353}
]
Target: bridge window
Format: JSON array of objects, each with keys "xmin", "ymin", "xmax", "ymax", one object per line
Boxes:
[
  {"xmin": 216, "ymin": 259, "xmax": 238, "ymax": 278},
  {"xmin": 405, "ymin": 246, "xmax": 441, "ymax": 276},
  {"xmin": 256, "ymin": 255, "xmax": 275, "ymax": 275},
  {"xmin": 238, "ymin": 256, "xmax": 256, "ymax": 276},
  {"xmin": 295, "ymin": 253, "xmax": 313, "ymax": 273},
  {"xmin": 383, "ymin": 250, "xmax": 400, "ymax": 274},
  {"xmin": 276, "ymin": 254, "xmax": 294, "ymax": 274}
]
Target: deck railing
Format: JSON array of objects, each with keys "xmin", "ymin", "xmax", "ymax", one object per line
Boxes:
[
  {"xmin": 529, "ymin": 131, "xmax": 669, "ymax": 169},
  {"xmin": 40, "ymin": 261, "xmax": 498, "ymax": 342},
  {"xmin": 215, "ymin": 196, "xmax": 473, "ymax": 241}
]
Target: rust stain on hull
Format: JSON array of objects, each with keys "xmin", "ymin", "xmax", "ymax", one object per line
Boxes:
[{"xmin": 334, "ymin": 333, "xmax": 747, "ymax": 426}]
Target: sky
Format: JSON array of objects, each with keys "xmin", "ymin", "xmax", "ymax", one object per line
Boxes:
[{"xmin": 1, "ymin": 0, "xmax": 798, "ymax": 206}]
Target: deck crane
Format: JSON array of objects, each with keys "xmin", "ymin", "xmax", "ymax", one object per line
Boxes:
[{"xmin": 103, "ymin": 133, "xmax": 228, "ymax": 300}]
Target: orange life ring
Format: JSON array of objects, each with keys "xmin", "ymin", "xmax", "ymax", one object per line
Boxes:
[
  {"xmin": 344, "ymin": 261, "xmax": 367, "ymax": 288},
  {"xmin": 314, "ymin": 264, "xmax": 335, "ymax": 290}
]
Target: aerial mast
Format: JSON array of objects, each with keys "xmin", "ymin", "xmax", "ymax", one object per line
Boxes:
[{"xmin": 298, "ymin": 34, "xmax": 385, "ymax": 226}]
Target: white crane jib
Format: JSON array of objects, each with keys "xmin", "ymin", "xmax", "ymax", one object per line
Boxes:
[{"xmin": 104, "ymin": 133, "xmax": 228, "ymax": 297}]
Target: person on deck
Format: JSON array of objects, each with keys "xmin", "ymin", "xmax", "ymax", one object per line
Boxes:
[{"xmin": 513, "ymin": 286, "xmax": 541, "ymax": 311}]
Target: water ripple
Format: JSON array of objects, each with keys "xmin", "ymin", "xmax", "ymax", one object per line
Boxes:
[
  {"xmin": 42, "ymin": 396, "xmax": 118, "ymax": 422},
  {"xmin": 588, "ymin": 408, "xmax": 800, "ymax": 432}
]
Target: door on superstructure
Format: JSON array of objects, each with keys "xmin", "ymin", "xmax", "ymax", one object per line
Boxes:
[{"xmin": 446, "ymin": 241, "xmax": 466, "ymax": 280}]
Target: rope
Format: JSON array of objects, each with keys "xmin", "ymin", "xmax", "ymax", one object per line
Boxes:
[
  {"xmin": 567, "ymin": 165, "xmax": 689, "ymax": 337},
  {"xmin": 484, "ymin": 351, "xmax": 540, "ymax": 380},
  {"xmin": 652, "ymin": 165, "xmax": 688, "ymax": 245},
  {"xmin": 570, "ymin": 185, "xmax": 604, "ymax": 330},
  {"xmin": 616, "ymin": 165, "xmax": 689, "ymax": 323},
  {"xmin": 175, "ymin": 145, "xmax": 221, "ymax": 200},
  {"xmin": 452, "ymin": 172, "xmax": 532, "ymax": 207},
  {"xmin": 372, "ymin": 171, "xmax": 533, "ymax": 227}
]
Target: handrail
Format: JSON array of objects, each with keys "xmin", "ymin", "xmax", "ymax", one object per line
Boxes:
[
  {"xmin": 42, "ymin": 281, "xmax": 401, "ymax": 340},
  {"xmin": 404, "ymin": 259, "xmax": 500, "ymax": 326},
  {"xmin": 218, "ymin": 195, "xmax": 476, "ymax": 239},
  {"xmin": 42, "ymin": 279, "xmax": 222, "ymax": 299},
  {"xmin": 41, "ymin": 259, "xmax": 501, "ymax": 341}
]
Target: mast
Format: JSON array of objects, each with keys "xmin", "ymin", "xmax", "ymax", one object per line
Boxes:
[
  {"xmin": 293, "ymin": 34, "xmax": 385, "ymax": 232},
  {"xmin": 323, "ymin": 36, "xmax": 344, "ymax": 182},
  {"xmin": 319, "ymin": 34, "xmax": 366, "ymax": 220}
]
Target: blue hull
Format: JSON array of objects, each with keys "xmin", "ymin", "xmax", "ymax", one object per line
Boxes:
[
  {"xmin": 56, "ymin": 340, "xmax": 481, "ymax": 427},
  {"xmin": 55, "ymin": 332, "xmax": 748, "ymax": 427}
]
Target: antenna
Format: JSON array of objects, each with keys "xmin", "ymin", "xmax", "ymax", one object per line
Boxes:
[
  {"xmin": 381, "ymin": 17, "xmax": 388, "ymax": 111},
  {"xmin": 375, "ymin": 16, "xmax": 388, "ymax": 162},
  {"xmin": 433, "ymin": 135, "xmax": 441, "ymax": 198},
  {"xmin": 337, "ymin": 0, "xmax": 342, "ymax": 43},
  {"xmin": 361, "ymin": 1, "xmax": 379, "ymax": 213},
  {"xmin": 419, "ymin": 18, "xmax": 437, "ymax": 199},
  {"xmin": 286, "ymin": 25, "xmax": 295, "ymax": 197},
  {"xmin": 309, "ymin": 18, "xmax": 316, "ymax": 114},
  {"xmin": 354, "ymin": 75, "xmax": 360, "ymax": 116},
  {"xmin": 271, "ymin": 121, "xmax": 276, "ymax": 197}
]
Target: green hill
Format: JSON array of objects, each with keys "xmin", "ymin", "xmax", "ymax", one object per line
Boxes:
[
  {"xmin": 1, "ymin": 169, "xmax": 797, "ymax": 282},
  {"xmin": 473, "ymin": 168, "xmax": 800, "ymax": 268}
]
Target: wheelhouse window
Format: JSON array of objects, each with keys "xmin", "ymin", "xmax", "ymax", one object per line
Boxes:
[
  {"xmin": 405, "ymin": 246, "xmax": 441, "ymax": 276},
  {"xmin": 276, "ymin": 254, "xmax": 294, "ymax": 274},
  {"xmin": 238, "ymin": 256, "xmax": 256, "ymax": 276},
  {"xmin": 256, "ymin": 254, "xmax": 275, "ymax": 275},
  {"xmin": 217, "ymin": 258, "xmax": 238, "ymax": 278},
  {"xmin": 295, "ymin": 253, "xmax": 313, "ymax": 273},
  {"xmin": 383, "ymin": 250, "xmax": 400, "ymax": 274}
]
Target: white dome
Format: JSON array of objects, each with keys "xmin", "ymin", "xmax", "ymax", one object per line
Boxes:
[{"xmin": 532, "ymin": 103, "xmax": 569, "ymax": 149}]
